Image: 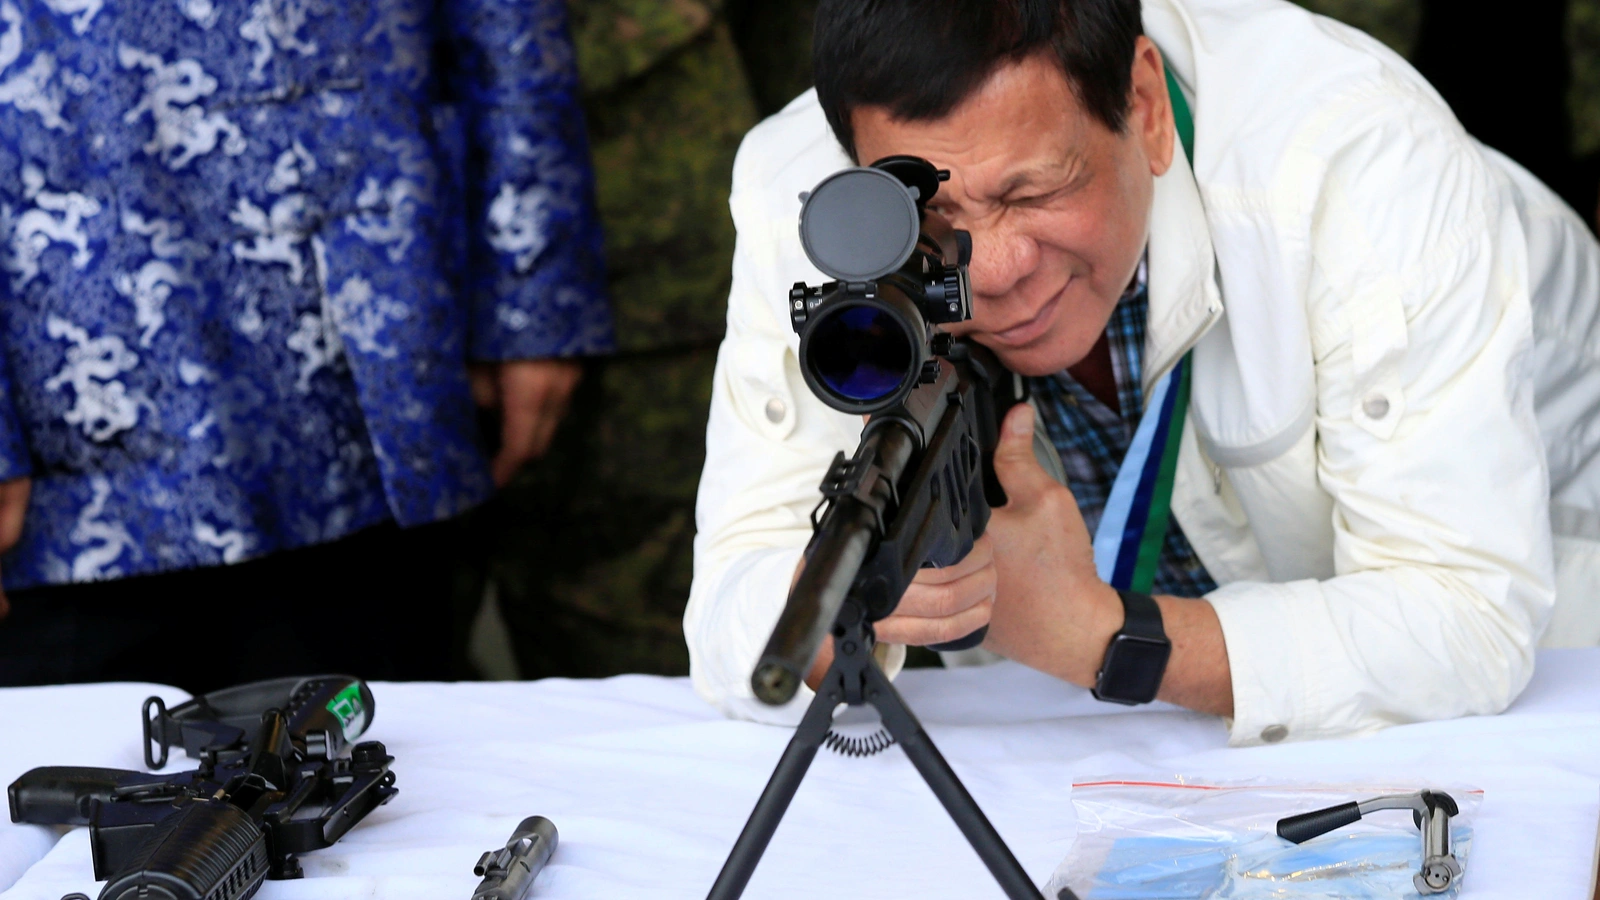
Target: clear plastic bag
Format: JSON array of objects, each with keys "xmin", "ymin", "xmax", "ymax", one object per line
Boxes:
[{"xmin": 1048, "ymin": 779, "xmax": 1480, "ymax": 900}]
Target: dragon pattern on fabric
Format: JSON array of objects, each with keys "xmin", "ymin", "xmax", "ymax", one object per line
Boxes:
[{"xmin": 0, "ymin": 0, "xmax": 613, "ymax": 588}]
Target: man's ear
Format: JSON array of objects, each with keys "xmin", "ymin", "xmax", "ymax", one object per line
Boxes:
[{"xmin": 1128, "ymin": 36, "xmax": 1175, "ymax": 178}]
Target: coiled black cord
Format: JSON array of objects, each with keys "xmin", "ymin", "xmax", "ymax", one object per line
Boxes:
[{"xmin": 823, "ymin": 727, "xmax": 896, "ymax": 757}]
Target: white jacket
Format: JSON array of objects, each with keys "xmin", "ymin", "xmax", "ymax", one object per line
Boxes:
[{"xmin": 684, "ymin": 0, "xmax": 1600, "ymax": 746}]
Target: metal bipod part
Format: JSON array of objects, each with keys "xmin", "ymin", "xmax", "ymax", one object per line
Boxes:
[
  {"xmin": 1276, "ymin": 790, "xmax": 1463, "ymax": 894},
  {"xmin": 707, "ymin": 603, "xmax": 1045, "ymax": 900}
]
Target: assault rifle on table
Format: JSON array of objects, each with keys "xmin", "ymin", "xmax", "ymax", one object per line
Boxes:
[
  {"xmin": 706, "ymin": 157, "xmax": 1052, "ymax": 900},
  {"xmin": 8, "ymin": 676, "xmax": 397, "ymax": 900}
]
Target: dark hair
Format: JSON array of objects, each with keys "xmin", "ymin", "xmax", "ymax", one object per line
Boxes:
[{"xmin": 813, "ymin": 0, "xmax": 1144, "ymax": 156}]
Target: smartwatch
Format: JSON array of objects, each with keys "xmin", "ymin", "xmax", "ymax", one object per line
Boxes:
[{"xmin": 1091, "ymin": 590, "xmax": 1172, "ymax": 705}]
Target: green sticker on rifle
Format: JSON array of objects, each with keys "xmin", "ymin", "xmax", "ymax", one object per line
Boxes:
[{"xmin": 326, "ymin": 683, "xmax": 368, "ymax": 741}]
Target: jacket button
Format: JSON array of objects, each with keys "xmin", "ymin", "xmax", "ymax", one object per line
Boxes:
[
  {"xmin": 1362, "ymin": 395, "xmax": 1390, "ymax": 420},
  {"xmin": 1260, "ymin": 724, "xmax": 1289, "ymax": 743},
  {"xmin": 764, "ymin": 398, "xmax": 787, "ymax": 424}
]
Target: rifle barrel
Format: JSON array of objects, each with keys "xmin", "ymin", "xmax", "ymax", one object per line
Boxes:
[{"xmin": 752, "ymin": 423, "xmax": 917, "ymax": 705}]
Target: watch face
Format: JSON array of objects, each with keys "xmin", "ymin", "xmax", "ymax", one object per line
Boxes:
[{"xmin": 1094, "ymin": 634, "xmax": 1172, "ymax": 705}]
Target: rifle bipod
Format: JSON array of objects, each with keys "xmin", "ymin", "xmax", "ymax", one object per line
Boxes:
[{"xmin": 706, "ymin": 603, "xmax": 1051, "ymax": 900}]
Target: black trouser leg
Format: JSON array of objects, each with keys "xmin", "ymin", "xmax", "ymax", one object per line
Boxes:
[{"xmin": 0, "ymin": 520, "xmax": 460, "ymax": 692}]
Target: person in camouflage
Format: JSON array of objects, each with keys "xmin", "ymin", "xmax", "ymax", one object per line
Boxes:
[{"xmin": 457, "ymin": 0, "xmax": 819, "ymax": 679}]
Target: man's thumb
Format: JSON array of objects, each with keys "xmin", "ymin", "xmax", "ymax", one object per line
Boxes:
[{"xmin": 992, "ymin": 403, "xmax": 1052, "ymax": 502}]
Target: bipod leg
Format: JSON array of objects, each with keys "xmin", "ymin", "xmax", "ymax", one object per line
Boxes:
[
  {"xmin": 706, "ymin": 626, "xmax": 1048, "ymax": 900},
  {"xmin": 705, "ymin": 655, "xmax": 846, "ymax": 900},
  {"xmin": 862, "ymin": 659, "xmax": 1046, "ymax": 900}
]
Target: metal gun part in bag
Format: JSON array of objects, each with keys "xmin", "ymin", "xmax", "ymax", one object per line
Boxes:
[{"xmin": 1276, "ymin": 789, "xmax": 1462, "ymax": 893}]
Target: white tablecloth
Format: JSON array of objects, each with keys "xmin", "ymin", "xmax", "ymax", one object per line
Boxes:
[{"xmin": 2, "ymin": 651, "xmax": 1598, "ymax": 899}]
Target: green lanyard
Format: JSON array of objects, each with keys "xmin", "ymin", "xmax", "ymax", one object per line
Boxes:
[
  {"xmin": 1166, "ymin": 64, "xmax": 1196, "ymax": 163},
  {"xmin": 1089, "ymin": 61, "xmax": 1198, "ymax": 595}
]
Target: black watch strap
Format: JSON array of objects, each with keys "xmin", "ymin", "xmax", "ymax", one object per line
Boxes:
[
  {"xmin": 1117, "ymin": 590, "xmax": 1165, "ymax": 640},
  {"xmin": 1091, "ymin": 590, "xmax": 1172, "ymax": 706}
]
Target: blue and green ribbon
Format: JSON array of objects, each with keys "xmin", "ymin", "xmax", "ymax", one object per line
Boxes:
[
  {"xmin": 1089, "ymin": 61, "xmax": 1196, "ymax": 594},
  {"xmin": 1091, "ymin": 355, "xmax": 1191, "ymax": 593}
]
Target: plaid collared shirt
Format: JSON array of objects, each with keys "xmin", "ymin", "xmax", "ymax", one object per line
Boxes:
[{"xmin": 1025, "ymin": 262, "xmax": 1218, "ymax": 598}]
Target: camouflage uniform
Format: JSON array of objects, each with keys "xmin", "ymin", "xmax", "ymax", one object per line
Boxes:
[
  {"xmin": 1575, "ymin": 0, "xmax": 1600, "ymax": 167},
  {"xmin": 1566, "ymin": 0, "xmax": 1600, "ymax": 221},
  {"xmin": 466, "ymin": 0, "xmax": 819, "ymax": 679}
]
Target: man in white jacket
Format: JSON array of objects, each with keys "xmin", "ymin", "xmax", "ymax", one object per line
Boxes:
[{"xmin": 685, "ymin": 0, "xmax": 1600, "ymax": 745}]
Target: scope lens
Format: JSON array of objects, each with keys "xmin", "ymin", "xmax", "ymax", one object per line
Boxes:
[{"xmin": 806, "ymin": 304, "xmax": 914, "ymax": 403}]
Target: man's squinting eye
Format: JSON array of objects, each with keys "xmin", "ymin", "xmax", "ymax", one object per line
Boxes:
[
  {"xmin": 1009, "ymin": 188, "xmax": 1062, "ymax": 207},
  {"xmin": 1008, "ymin": 175, "xmax": 1085, "ymax": 208},
  {"xmin": 1003, "ymin": 161, "xmax": 1096, "ymax": 208}
]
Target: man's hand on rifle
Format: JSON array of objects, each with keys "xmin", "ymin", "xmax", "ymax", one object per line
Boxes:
[
  {"xmin": 981, "ymin": 404, "xmax": 1236, "ymax": 717},
  {"xmin": 980, "ymin": 404, "xmax": 1124, "ymax": 686},
  {"xmin": 881, "ymin": 536, "xmax": 998, "ymax": 646},
  {"xmin": 0, "ymin": 476, "xmax": 31, "ymax": 620},
  {"xmin": 803, "ymin": 535, "xmax": 999, "ymax": 689}
]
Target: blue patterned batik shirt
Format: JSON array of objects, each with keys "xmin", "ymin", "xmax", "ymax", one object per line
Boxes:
[
  {"xmin": 0, "ymin": 0, "xmax": 613, "ymax": 589},
  {"xmin": 1025, "ymin": 261, "xmax": 1218, "ymax": 598}
]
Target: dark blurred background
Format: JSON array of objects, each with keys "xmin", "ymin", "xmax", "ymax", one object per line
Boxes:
[{"xmin": 454, "ymin": 0, "xmax": 1600, "ymax": 681}]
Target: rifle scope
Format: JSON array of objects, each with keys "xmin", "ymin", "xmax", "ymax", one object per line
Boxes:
[
  {"xmin": 752, "ymin": 157, "xmax": 992, "ymax": 705},
  {"xmin": 791, "ymin": 156, "xmax": 973, "ymax": 414}
]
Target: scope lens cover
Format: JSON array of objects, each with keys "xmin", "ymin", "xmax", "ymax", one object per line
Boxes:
[
  {"xmin": 806, "ymin": 304, "xmax": 914, "ymax": 403},
  {"xmin": 799, "ymin": 167, "xmax": 921, "ymax": 282}
]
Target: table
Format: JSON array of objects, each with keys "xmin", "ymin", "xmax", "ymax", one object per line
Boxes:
[{"xmin": 2, "ymin": 651, "xmax": 1598, "ymax": 899}]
